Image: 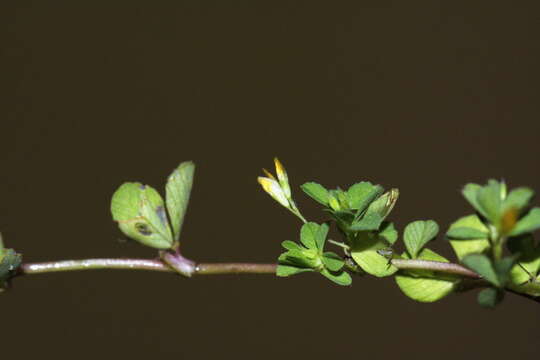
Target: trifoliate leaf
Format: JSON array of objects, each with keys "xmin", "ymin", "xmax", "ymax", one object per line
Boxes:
[
  {"xmin": 462, "ymin": 254, "xmax": 500, "ymax": 286},
  {"xmin": 321, "ymin": 269, "xmax": 352, "ymax": 286},
  {"xmin": 378, "ymin": 222, "xmax": 398, "ymax": 245},
  {"xmin": 347, "ymin": 182, "xmax": 383, "ymax": 214},
  {"xmin": 477, "ymin": 287, "xmax": 504, "ymax": 308},
  {"xmin": 350, "ymin": 233, "xmax": 397, "ymax": 277},
  {"xmin": 276, "ymin": 264, "xmax": 314, "ymax": 277},
  {"xmin": 111, "ymin": 182, "xmax": 174, "ymax": 249},
  {"xmin": 322, "ymin": 252, "xmax": 344, "ymax": 271},
  {"xmin": 510, "ymin": 208, "xmax": 540, "ymax": 236},
  {"xmin": 395, "ymin": 249, "xmax": 458, "ymax": 303},
  {"xmin": 403, "ymin": 220, "xmax": 439, "ymax": 258},
  {"xmin": 447, "ymin": 214, "xmax": 490, "ymax": 260},
  {"xmin": 165, "ymin": 161, "xmax": 195, "ymax": 242},
  {"xmin": 301, "ymin": 182, "xmax": 329, "ymax": 206}
]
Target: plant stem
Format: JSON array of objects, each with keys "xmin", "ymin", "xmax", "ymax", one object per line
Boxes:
[
  {"xmin": 18, "ymin": 257, "xmax": 479, "ymax": 278},
  {"xmin": 15, "ymin": 258, "xmax": 540, "ymax": 303},
  {"xmin": 16, "ymin": 258, "xmax": 483, "ymax": 278},
  {"xmin": 18, "ymin": 259, "xmax": 277, "ymax": 276},
  {"xmin": 390, "ymin": 259, "xmax": 480, "ymax": 278},
  {"xmin": 195, "ymin": 263, "xmax": 277, "ymax": 275}
]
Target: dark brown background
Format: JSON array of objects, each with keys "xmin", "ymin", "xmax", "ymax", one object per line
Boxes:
[{"xmin": 1, "ymin": 1, "xmax": 539, "ymax": 359}]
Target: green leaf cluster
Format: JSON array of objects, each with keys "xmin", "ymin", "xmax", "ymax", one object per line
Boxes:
[
  {"xmin": 277, "ymin": 222, "xmax": 351, "ymax": 285},
  {"xmin": 267, "ymin": 163, "xmax": 540, "ymax": 307},
  {"xmin": 446, "ymin": 180, "xmax": 540, "ymax": 306},
  {"xmin": 111, "ymin": 161, "xmax": 195, "ymax": 250},
  {"xmin": 460, "ymin": 180, "xmax": 539, "ymax": 237},
  {"xmin": 302, "ymin": 181, "xmax": 399, "ymax": 277}
]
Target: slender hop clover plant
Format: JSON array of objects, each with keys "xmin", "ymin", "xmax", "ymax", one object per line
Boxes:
[{"xmin": 1, "ymin": 159, "xmax": 539, "ymax": 308}]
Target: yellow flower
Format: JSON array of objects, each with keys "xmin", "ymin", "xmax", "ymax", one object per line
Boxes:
[
  {"xmin": 258, "ymin": 158, "xmax": 306, "ymax": 223},
  {"xmin": 257, "ymin": 176, "xmax": 289, "ymax": 207},
  {"xmin": 273, "ymin": 158, "xmax": 291, "ymax": 199}
]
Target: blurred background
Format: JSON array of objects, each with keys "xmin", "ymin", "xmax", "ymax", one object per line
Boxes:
[{"xmin": 1, "ymin": 1, "xmax": 539, "ymax": 359}]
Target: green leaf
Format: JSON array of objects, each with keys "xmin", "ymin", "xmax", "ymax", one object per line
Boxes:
[
  {"xmin": 111, "ymin": 182, "xmax": 174, "ymax": 249},
  {"xmin": 349, "ymin": 213, "xmax": 384, "ymax": 232},
  {"xmin": 281, "ymin": 240, "xmax": 302, "ymax": 251},
  {"xmin": 503, "ymin": 187, "xmax": 534, "ymax": 213},
  {"xmin": 476, "ymin": 180, "xmax": 503, "ymax": 224},
  {"xmin": 300, "ymin": 222, "xmax": 328, "ymax": 250},
  {"xmin": 462, "ymin": 183, "xmax": 484, "ymax": 216},
  {"xmin": 322, "ymin": 252, "xmax": 344, "ymax": 271},
  {"xmin": 462, "ymin": 254, "xmax": 500, "ymax": 286},
  {"xmin": 446, "ymin": 227, "xmax": 488, "ymax": 240},
  {"xmin": 447, "ymin": 215, "xmax": 490, "ymax": 260},
  {"xmin": 301, "ymin": 182, "xmax": 329, "ymax": 206},
  {"xmin": 403, "ymin": 220, "xmax": 439, "ymax": 258},
  {"xmin": 395, "ymin": 249, "xmax": 458, "ymax": 302},
  {"xmin": 276, "ymin": 265, "xmax": 314, "ymax": 277},
  {"xmin": 140, "ymin": 186, "xmax": 173, "ymax": 241},
  {"xmin": 395, "ymin": 275, "xmax": 456, "ymax": 303},
  {"xmin": 477, "ymin": 287, "xmax": 504, "ymax": 308},
  {"xmin": 320, "ymin": 269, "xmax": 352, "ymax": 286},
  {"xmin": 350, "ymin": 233, "xmax": 398, "ymax": 277},
  {"xmin": 315, "ymin": 223, "xmax": 329, "ymax": 250},
  {"xmin": 361, "ymin": 189, "xmax": 399, "ymax": 222},
  {"xmin": 278, "ymin": 250, "xmax": 316, "ymax": 269},
  {"xmin": 165, "ymin": 161, "xmax": 195, "ymax": 242},
  {"xmin": 378, "ymin": 222, "xmax": 398, "ymax": 245},
  {"xmin": 299, "ymin": 222, "xmax": 318, "ymax": 249},
  {"xmin": 510, "ymin": 208, "xmax": 540, "ymax": 236},
  {"xmin": 347, "ymin": 182, "xmax": 383, "ymax": 213},
  {"xmin": 327, "ymin": 192, "xmax": 341, "ymax": 211},
  {"xmin": 335, "ymin": 189, "xmax": 350, "ymax": 210}
]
